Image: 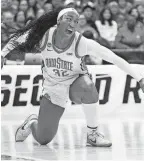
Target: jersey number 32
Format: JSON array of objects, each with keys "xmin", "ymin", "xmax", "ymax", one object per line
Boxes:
[{"xmin": 53, "ymin": 69, "xmax": 69, "ymax": 77}]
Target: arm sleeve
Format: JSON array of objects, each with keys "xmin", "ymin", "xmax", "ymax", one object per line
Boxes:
[{"xmin": 78, "ymin": 37, "xmax": 143, "ymax": 82}]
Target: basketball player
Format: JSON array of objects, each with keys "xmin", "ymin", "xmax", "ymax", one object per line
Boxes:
[{"xmin": 1, "ymin": 8, "xmax": 144, "ymax": 147}]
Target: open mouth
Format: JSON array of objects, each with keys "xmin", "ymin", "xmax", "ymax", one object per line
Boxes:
[{"xmin": 66, "ymin": 29, "xmax": 73, "ymax": 35}]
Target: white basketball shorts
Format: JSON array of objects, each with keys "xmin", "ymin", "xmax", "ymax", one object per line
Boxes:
[{"xmin": 41, "ymin": 83, "xmax": 71, "ymax": 108}]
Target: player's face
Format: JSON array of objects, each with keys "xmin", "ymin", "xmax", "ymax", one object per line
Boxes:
[{"xmin": 58, "ymin": 12, "xmax": 79, "ymax": 37}]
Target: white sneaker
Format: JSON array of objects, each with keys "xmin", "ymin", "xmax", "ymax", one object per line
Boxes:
[
  {"xmin": 87, "ymin": 129, "xmax": 112, "ymax": 147},
  {"xmin": 15, "ymin": 114, "xmax": 38, "ymax": 142}
]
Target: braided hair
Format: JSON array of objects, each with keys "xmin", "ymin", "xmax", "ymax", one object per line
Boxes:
[{"xmin": 8, "ymin": 7, "xmax": 64, "ymax": 55}]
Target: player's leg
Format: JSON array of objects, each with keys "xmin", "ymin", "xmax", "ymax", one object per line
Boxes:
[
  {"xmin": 70, "ymin": 74, "xmax": 99, "ymax": 104},
  {"xmin": 69, "ymin": 74, "xmax": 112, "ymax": 147},
  {"xmin": 69, "ymin": 74, "xmax": 99, "ymax": 129},
  {"xmin": 15, "ymin": 95, "xmax": 65, "ymax": 145},
  {"xmin": 31, "ymin": 96, "xmax": 65, "ymax": 145}
]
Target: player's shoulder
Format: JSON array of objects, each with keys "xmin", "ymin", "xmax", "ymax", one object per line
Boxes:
[
  {"xmin": 50, "ymin": 25, "xmax": 57, "ymax": 31},
  {"xmin": 44, "ymin": 25, "xmax": 57, "ymax": 35},
  {"xmin": 41, "ymin": 26, "xmax": 57, "ymax": 40},
  {"xmin": 75, "ymin": 31, "xmax": 88, "ymax": 43},
  {"xmin": 75, "ymin": 32, "xmax": 91, "ymax": 56},
  {"xmin": 75, "ymin": 31, "xmax": 81, "ymax": 40}
]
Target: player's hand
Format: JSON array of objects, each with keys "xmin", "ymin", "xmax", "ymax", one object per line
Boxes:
[
  {"xmin": 139, "ymin": 78, "xmax": 144, "ymax": 93},
  {"xmin": 1, "ymin": 56, "xmax": 4, "ymax": 69}
]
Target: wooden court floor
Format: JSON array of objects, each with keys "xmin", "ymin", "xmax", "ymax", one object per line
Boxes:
[
  {"xmin": 1, "ymin": 120, "xmax": 144, "ymax": 160},
  {"xmin": 1, "ymin": 104, "xmax": 144, "ymax": 160}
]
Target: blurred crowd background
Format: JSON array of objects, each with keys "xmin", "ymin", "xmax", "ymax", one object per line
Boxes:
[{"xmin": 1, "ymin": 0, "xmax": 144, "ymax": 65}]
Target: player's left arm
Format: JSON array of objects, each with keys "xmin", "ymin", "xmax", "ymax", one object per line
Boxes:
[{"xmin": 78, "ymin": 37, "xmax": 144, "ymax": 92}]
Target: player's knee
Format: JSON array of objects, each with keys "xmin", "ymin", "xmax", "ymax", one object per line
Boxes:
[
  {"xmin": 37, "ymin": 137, "xmax": 52, "ymax": 145},
  {"xmin": 82, "ymin": 91, "xmax": 99, "ymax": 104},
  {"xmin": 82, "ymin": 83, "xmax": 99, "ymax": 104},
  {"xmin": 82, "ymin": 96, "xmax": 99, "ymax": 104},
  {"xmin": 38, "ymin": 140, "xmax": 48, "ymax": 145},
  {"xmin": 36, "ymin": 132, "xmax": 54, "ymax": 145}
]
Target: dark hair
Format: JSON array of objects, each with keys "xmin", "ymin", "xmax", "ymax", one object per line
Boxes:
[
  {"xmin": 83, "ymin": 30, "xmax": 94, "ymax": 40},
  {"xmin": 8, "ymin": 7, "xmax": 64, "ymax": 55},
  {"xmin": 25, "ymin": 17, "xmax": 35, "ymax": 24},
  {"xmin": 128, "ymin": 7, "xmax": 141, "ymax": 21},
  {"xmin": 99, "ymin": 7, "xmax": 113, "ymax": 26},
  {"xmin": 128, "ymin": 7, "xmax": 139, "ymax": 16},
  {"xmin": 82, "ymin": 5, "xmax": 95, "ymax": 12},
  {"xmin": 45, "ymin": 0, "xmax": 52, "ymax": 3}
]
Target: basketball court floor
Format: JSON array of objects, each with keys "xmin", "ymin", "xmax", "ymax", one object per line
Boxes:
[{"xmin": 1, "ymin": 104, "xmax": 144, "ymax": 160}]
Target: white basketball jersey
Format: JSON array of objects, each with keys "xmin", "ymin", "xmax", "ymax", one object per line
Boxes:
[{"xmin": 41, "ymin": 26, "xmax": 87, "ymax": 86}]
